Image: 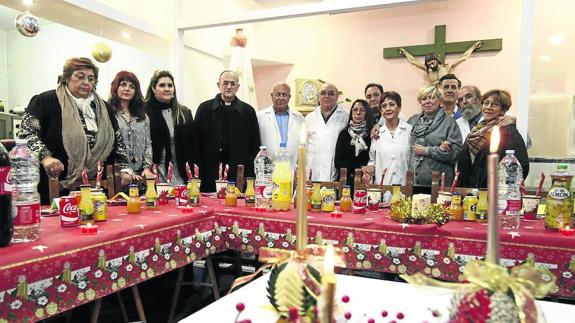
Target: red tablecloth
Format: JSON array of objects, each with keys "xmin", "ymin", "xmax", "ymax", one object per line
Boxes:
[{"xmin": 1, "ymin": 196, "xmax": 574, "ymax": 322}]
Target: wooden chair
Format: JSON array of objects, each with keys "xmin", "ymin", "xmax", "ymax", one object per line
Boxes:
[
  {"xmin": 0, "ymin": 139, "xmax": 16, "ymax": 151},
  {"xmin": 293, "ymin": 168, "xmax": 347, "ymax": 199},
  {"xmin": 48, "ymin": 164, "xmax": 115, "ymax": 204},
  {"xmin": 353, "ymin": 168, "xmax": 414, "ymax": 198}
]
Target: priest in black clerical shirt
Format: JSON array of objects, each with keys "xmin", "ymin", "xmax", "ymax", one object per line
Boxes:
[{"xmin": 195, "ymin": 70, "xmax": 261, "ymax": 192}]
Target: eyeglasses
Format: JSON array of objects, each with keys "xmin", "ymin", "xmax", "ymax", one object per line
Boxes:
[
  {"xmin": 272, "ymin": 92, "xmax": 289, "ymax": 98},
  {"xmin": 221, "ymin": 81, "xmax": 237, "ymax": 87},
  {"xmin": 72, "ymin": 72, "xmax": 96, "ymax": 84},
  {"xmin": 482, "ymin": 100, "xmax": 501, "ymax": 108},
  {"xmin": 119, "ymin": 81, "xmax": 135, "ymax": 90},
  {"xmin": 319, "ymin": 91, "xmax": 337, "ymax": 97}
]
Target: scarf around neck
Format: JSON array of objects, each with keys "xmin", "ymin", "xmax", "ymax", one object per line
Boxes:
[
  {"xmin": 56, "ymin": 84, "xmax": 114, "ymax": 189},
  {"xmin": 348, "ymin": 121, "xmax": 368, "ymax": 156},
  {"xmin": 466, "ymin": 115, "xmax": 516, "ymax": 156},
  {"xmin": 410, "ymin": 109, "xmax": 445, "ymax": 140},
  {"xmin": 66, "ymin": 86, "xmax": 97, "ymax": 132}
]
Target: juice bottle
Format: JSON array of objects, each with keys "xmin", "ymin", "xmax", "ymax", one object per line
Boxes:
[
  {"xmin": 545, "ymin": 164, "xmax": 573, "ymax": 230},
  {"xmin": 188, "ymin": 178, "xmax": 200, "ymax": 206},
  {"xmin": 340, "ymin": 185, "xmax": 352, "ymax": 212},
  {"xmin": 310, "ymin": 182, "xmax": 322, "ymax": 212},
  {"xmin": 476, "ymin": 189, "xmax": 488, "ymax": 223},
  {"xmin": 271, "ymin": 143, "xmax": 292, "ymax": 211},
  {"xmin": 225, "ymin": 182, "xmax": 238, "ymax": 207},
  {"xmin": 127, "ymin": 184, "xmax": 141, "ymax": 214},
  {"xmin": 145, "ymin": 177, "xmax": 157, "ymax": 209},
  {"xmin": 449, "ymin": 192, "xmax": 463, "ymax": 221},
  {"xmin": 245, "ymin": 177, "xmax": 256, "ymax": 207},
  {"xmin": 78, "ymin": 184, "xmax": 94, "ymax": 224},
  {"xmin": 390, "ymin": 185, "xmax": 402, "ymax": 206}
]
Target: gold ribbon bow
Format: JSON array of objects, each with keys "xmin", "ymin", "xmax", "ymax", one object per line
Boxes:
[{"xmin": 401, "ymin": 260, "xmax": 557, "ymax": 323}]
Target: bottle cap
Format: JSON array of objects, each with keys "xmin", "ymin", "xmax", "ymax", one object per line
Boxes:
[
  {"xmin": 505, "ymin": 150, "xmax": 515, "ymax": 154},
  {"xmin": 259, "ymin": 146, "xmax": 267, "ymax": 150},
  {"xmin": 280, "ymin": 143, "xmax": 287, "ymax": 148},
  {"xmin": 557, "ymin": 164, "xmax": 568, "ymax": 170}
]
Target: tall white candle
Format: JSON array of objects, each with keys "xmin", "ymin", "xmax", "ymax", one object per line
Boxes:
[{"xmin": 486, "ymin": 126, "xmax": 500, "ymax": 264}]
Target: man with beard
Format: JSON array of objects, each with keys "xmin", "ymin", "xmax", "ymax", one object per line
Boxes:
[
  {"xmin": 398, "ymin": 40, "xmax": 482, "ymax": 84},
  {"xmin": 364, "ymin": 83, "xmax": 383, "ymax": 123},
  {"xmin": 456, "ymin": 85, "xmax": 483, "ymax": 140},
  {"xmin": 438, "ymin": 74, "xmax": 462, "ymax": 119}
]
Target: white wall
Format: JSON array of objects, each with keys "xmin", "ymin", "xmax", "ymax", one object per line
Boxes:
[
  {"xmin": 0, "ymin": 30, "xmax": 7, "ymax": 108},
  {"xmin": 4, "ymin": 21, "xmax": 169, "ymax": 109}
]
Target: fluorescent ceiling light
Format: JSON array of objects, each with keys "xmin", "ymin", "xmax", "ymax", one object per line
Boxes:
[
  {"xmin": 22, "ymin": 0, "xmax": 34, "ymax": 6},
  {"xmin": 122, "ymin": 31, "xmax": 131, "ymax": 39}
]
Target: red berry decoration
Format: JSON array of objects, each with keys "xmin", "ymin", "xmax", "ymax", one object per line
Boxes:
[
  {"xmin": 288, "ymin": 307, "xmax": 299, "ymax": 320},
  {"xmin": 341, "ymin": 295, "xmax": 350, "ymax": 303},
  {"xmin": 389, "ymin": 320, "xmax": 397, "ymax": 323},
  {"xmin": 381, "ymin": 310, "xmax": 388, "ymax": 317},
  {"xmin": 431, "ymin": 309, "xmax": 441, "ymax": 317},
  {"xmin": 240, "ymin": 320, "xmax": 252, "ymax": 323},
  {"xmin": 396, "ymin": 312, "xmax": 405, "ymax": 320},
  {"xmin": 368, "ymin": 319, "xmax": 375, "ymax": 323},
  {"xmin": 236, "ymin": 302, "xmax": 245, "ymax": 312},
  {"xmin": 344, "ymin": 312, "xmax": 352, "ymax": 320}
]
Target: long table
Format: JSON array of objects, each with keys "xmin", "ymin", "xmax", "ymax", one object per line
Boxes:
[{"xmin": 1, "ymin": 196, "xmax": 574, "ymax": 322}]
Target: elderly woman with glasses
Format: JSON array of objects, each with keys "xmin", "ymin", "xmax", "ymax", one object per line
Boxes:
[
  {"xmin": 458, "ymin": 89, "xmax": 529, "ymax": 188},
  {"xmin": 408, "ymin": 84, "xmax": 462, "ymax": 186},
  {"xmin": 144, "ymin": 70, "xmax": 196, "ymax": 185},
  {"xmin": 19, "ymin": 57, "xmax": 132, "ymax": 204}
]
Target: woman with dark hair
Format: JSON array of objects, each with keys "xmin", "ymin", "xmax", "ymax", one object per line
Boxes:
[
  {"xmin": 109, "ymin": 71, "xmax": 153, "ymax": 181},
  {"xmin": 363, "ymin": 91, "xmax": 412, "ymax": 185},
  {"xmin": 408, "ymin": 84, "xmax": 462, "ymax": 186},
  {"xmin": 458, "ymin": 89, "xmax": 529, "ymax": 188},
  {"xmin": 334, "ymin": 99, "xmax": 373, "ymax": 186},
  {"xmin": 19, "ymin": 57, "xmax": 132, "ymax": 204},
  {"xmin": 145, "ymin": 70, "xmax": 195, "ymax": 185}
]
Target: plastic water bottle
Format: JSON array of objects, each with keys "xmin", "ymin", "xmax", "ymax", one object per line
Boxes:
[
  {"xmin": 272, "ymin": 143, "xmax": 292, "ymax": 211},
  {"xmin": 10, "ymin": 139, "xmax": 40, "ymax": 243},
  {"xmin": 498, "ymin": 150, "xmax": 523, "ymax": 230},
  {"xmin": 254, "ymin": 146, "xmax": 273, "ymax": 210},
  {"xmin": 0, "ymin": 143, "xmax": 12, "ymax": 247}
]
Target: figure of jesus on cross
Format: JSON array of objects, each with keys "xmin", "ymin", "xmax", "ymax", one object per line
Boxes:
[{"xmin": 399, "ymin": 40, "xmax": 482, "ymax": 84}]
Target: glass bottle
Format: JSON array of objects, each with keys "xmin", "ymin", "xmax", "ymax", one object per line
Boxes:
[
  {"xmin": 310, "ymin": 182, "xmax": 322, "ymax": 212},
  {"xmin": 78, "ymin": 184, "xmax": 94, "ymax": 224},
  {"xmin": 225, "ymin": 181, "xmax": 238, "ymax": 207},
  {"xmin": 244, "ymin": 177, "xmax": 255, "ymax": 207},
  {"xmin": 475, "ymin": 189, "xmax": 488, "ymax": 223},
  {"xmin": 189, "ymin": 178, "xmax": 200, "ymax": 206},
  {"xmin": 127, "ymin": 184, "xmax": 141, "ymax": 214},
  {"xmin": 340, "ymin": 185, "xmax": 352, "ymax": 212},
  {"xmin": 449, "ymin": 192, "xmax": 463, "ymax": 221},
  {"xmin": 545, "ymin": 164, "xmax": 573, "ymax": 230},
  {"xmin": 145, "ymin": 177, "xmax": 157, "ymax": 209},
  {"xmin": 390, "ymin": 185, "xmax": 402, "ymax": 206}
]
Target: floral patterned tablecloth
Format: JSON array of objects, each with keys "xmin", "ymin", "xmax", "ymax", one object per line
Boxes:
[{"xmin": 1, "ymin": 197, "xmax": 574, "ymax": 322}]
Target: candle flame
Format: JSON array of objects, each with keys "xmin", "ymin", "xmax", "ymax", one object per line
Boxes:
[
  {"xmin": 300, "ymin": 123, "xmax": 307, "ymax": 145},
  {"xmin": 323, "ymin": 244, "xmax": 335, "ymax": 276},
  {"xmin": 566, "ymin": 225, "xmax": 570, "ymax": 230},
  {"xmin": 86, "ymin": 223, "xmax": 92, "ymax": 228},
  {"xmin": 490, "ymin": 126, "xmax": 500, "ymax": 153}
]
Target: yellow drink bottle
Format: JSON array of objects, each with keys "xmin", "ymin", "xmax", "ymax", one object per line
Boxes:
[
  {"xmin": 78, "ymin": 184, "xmax": 94, "ymax": 224},
  {"xmin": 127, "ymin": 184, "xmax": 141, "ymax": 214},
  {"xmin": 271, "ymin": 143, "xmax": 292, "ymax": 211},
  {"xmin": 245, "ymin": 177, "xmax": 256, "ymax": 207},
  {"xmin": 145, "ymin": 177, "xmax": 157, "ymax": 209}
]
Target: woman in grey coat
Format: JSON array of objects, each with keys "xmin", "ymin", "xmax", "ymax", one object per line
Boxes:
[{"xmin": 407, "ymin": 84, "xmax": 462, "ymax": 186}]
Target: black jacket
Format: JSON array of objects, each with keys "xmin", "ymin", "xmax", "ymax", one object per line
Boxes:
[
  {"xmin": 145, "ymin": 97, "xmax": 196, "ymax": 182},
  {"xmin": 195, "ymin": 94, "xmax": 260, "ymax": 192},
  {"xmin": 458, "ymin": 124, "xmax": 529, "ymax": 189},
  {"xmin": 334, "ymin": 128, "xmax": 371, "ymax": 186}
]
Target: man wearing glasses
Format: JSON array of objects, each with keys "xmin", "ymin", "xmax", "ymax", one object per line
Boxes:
[
  {"xmin": 257, "ymin": 82, "xmax": 305, "ymax": 169},
  {"xmin": 305, "ymin": 83, "xmax": 349, "ymax": 181},
  {"xmin": 195, "ymin": 70, "xmax": 261, "ymax": 192}
]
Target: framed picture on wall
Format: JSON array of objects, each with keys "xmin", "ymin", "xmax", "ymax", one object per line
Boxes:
[{"xmin": 295, "ymin": 78, "xmax": 321, "ymax": 114}]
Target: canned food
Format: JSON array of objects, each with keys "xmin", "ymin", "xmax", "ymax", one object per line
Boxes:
[
  {"xmin": 175, "ymin": 185, "xmax": 189, "ymax": 207},
  {"xmin": 367, "ymin": 188, "xmax": 382, "ymax": 211},
  {"xmin": 463, "ymin": 195, "xmax": 478, "ymax": 221},
  {"xmin": 91, "ymin": 192, "xmax": 107, "ymax": 221},
  {"xmin": 353, "ymin": 190, "xmax": 367, "ymax": 214},
  {"xmin": 59, "ymin": 196, "xmax": 80, "ymax": 227},
  {"xmin": 437, "ymin": 191, "xmax": 452, "ymax": 206},
  {"xmin": 321, "ymin": 188, "xmax": 336, "ymax": 212}
]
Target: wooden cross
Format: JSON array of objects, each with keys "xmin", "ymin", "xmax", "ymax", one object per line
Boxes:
[{"xmin": 383, "ymin": 25, "xmax": 502, "ymax": 62}]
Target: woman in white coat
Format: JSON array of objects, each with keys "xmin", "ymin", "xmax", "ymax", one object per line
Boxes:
[
  {"xmin": 305, "ymin": 83, "xmax": 349, "ymax": 181},
  {"xmin": 363, "ymin": 91, "xmax": 412, "ymax": 185},
  {"xmin": 257, "ymin": 83, "xmax": 305, "ymax": 169}
]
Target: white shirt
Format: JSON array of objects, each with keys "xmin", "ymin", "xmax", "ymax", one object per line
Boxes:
[
  {"xmin": 305, "ymin": 104, "xmax": 349, "ymax": 181},
  {"xmin": 368, "ymin": 119, "xmax": 412, "ymax": 185},
  {"xmin": 456, "ymin": 114, "xmax": 484, "ymax": 142},
  {"xmin": 257, "ymin": 106, "xmax": 305, "ymax": 170}
]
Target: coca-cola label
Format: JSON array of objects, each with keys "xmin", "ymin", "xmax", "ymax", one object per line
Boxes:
[
  {"xmin": 0, "ymin": 167, "xmax": 12, "ymax": 195},
  {"xmin": 549, "ymin": 187, "xmax": 571, "ymax": 200},
  {"xmin": 60, "ymin": 198, "xmax": 80, "ymax": 227},
  {"xmin": 176, "ymin": 185, "xmax": 189, "ymax": 206},
  {"xmin": 255, "ymin": 185, "xmax": 272, "ymax": 199},
  {"xmin": 498, "ymin": 199, "xmax": 521, "ymax": 216},
  {"xmin": 62, "ymin": 202, "xmax": 78, "ymax": 214},
  {"xmin": 13, "ymin": 202, "xmax": 41, "ymax": 226}
]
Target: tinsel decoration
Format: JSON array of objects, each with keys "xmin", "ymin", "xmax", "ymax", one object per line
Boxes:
[{"xmin": 390, "ymin": 198, "xmax": 451, "ymax": 226}]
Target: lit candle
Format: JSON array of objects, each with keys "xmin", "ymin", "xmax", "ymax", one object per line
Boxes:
[
  {"xmin": 321, "ymin": 244, "xmax": 336, "ymax": 323},
  {"xmin": 486, "ymin": 126, "xmax": 500, "ymax": 264},
  {"xmin": 81, "ymin": 222, "xmax": 98, "ymax": 235},
  {"xmin": 296, "ymin": 124, "xmax": 308, "ymax": 252}
]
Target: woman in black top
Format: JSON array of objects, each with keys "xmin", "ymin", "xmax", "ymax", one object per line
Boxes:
[{"xmin": 334, "ymin": 99, "xmax": 373, "ymax": 186}]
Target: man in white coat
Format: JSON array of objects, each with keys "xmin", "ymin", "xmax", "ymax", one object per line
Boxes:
[
  {"xmin": 257, "ymin": 82, "xmax": 305, "ymax": 169},
  {"xmin": 305, "ymin": 83, "xmax": 349, "ymax": 181}
]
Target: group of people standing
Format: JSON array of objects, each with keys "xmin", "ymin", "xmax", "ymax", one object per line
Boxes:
[{"xmin": 18, "ymin": 56, "xmax": 529, "ymax": 204}]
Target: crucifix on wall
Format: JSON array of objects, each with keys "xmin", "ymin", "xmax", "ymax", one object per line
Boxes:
[{"xmin": 384, "ymin": 25, "xmax": 503, "ymax": 83}]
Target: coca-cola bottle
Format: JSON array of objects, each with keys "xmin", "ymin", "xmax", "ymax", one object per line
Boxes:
[{"xmin": 0, "ymin": 143, "xmax": 12, "ymax": 247}]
